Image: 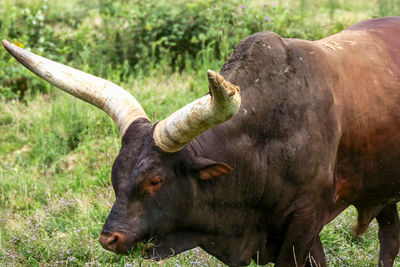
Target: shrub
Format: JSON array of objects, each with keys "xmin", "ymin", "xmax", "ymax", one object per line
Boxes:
[{"xmin": 1, "ymin": 0, "xmax": 397, "ymax": 100}]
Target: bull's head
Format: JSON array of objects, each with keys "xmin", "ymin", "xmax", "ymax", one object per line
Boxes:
[{"xmin": 3, "ymin": 40, "xmax": 241, "ymax": 256}]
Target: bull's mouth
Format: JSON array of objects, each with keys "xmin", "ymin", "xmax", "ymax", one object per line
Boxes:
[
  {"xmin": 98, "ymin": 231, "xmax": 156, "ymax": 255},
  {"xmin": 99, "ymin": 231, "xmax": 137, "ymax": 254},
  {"xmin": 99, "ymin": 230, "xmax": 199, "ymax": 261}
]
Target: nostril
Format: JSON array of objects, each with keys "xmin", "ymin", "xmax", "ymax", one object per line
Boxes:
[
  {"xmin": 99, "ymin": 232, "xmax": 115, "ymax": 249},
  {"xmin": 109, "ymin": 234, "xmax": 118, "ymax": 246},
  {"xmin": 99, "ymin": 231, "xmax": 128, "ymax": 253}
]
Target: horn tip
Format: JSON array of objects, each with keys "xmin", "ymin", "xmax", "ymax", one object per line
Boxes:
[
  {"xmin": 2, "ymin": 40, "xmax": 16, "ymax": 53},
  {"xmin": 207, "ymin": 70, "xmax": 217, "ymax": 79},
  {"xmin": 207, "ymin": 70, "xmax": 223, "ymax": 84},
  {"xmin": 207, "ymin": 69, "xmax": 216, "ymax": 74},
  {"xmin": 2, "ymin": 39, "xmax": 10, "ymax": 48}
]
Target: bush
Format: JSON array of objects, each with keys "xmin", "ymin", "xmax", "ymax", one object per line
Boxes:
[{"xmin": 1, "ymin": 0, "xmax": 397, "ymax": 100}]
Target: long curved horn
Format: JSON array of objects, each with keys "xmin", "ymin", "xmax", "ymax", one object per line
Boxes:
[
  {"xmin": 153, "ymin": 70, "xmax": 241, "ymax": 153},
  {"xmin": 2, "ymin": 40, "xmax": 149, "ymax": 136}
]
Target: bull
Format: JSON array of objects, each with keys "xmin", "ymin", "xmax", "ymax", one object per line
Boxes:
[{"xmin": 3, "ymin": 16, "xmax": 400, "ymax": 266}]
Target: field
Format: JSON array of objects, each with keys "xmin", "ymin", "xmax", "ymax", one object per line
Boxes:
[{"xmin": 0, "ymin": 0, "xmax": 400, "ymax": 266}]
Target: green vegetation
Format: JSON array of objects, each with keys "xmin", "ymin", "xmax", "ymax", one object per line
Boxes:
[{"xmin": 0, "ymin": 0, "xmax": 399, "ymax": 266}]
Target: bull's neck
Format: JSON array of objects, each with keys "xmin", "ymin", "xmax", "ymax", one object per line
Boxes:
[
  {"xmin": 178, "ymin": 133, "xmax": 267, "ymax": 241},
  {"xmin": 186, "ymin": 128, "xmax": 265, "ymax": 207}
]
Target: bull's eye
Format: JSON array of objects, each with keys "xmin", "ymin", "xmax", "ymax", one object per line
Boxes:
[
  {"xmin": 151, "ymin": 180, "xmax": 160, "ymax": 186},
  {"xmin": 145, "ymin": 176, "xmax": 163, "ymax": 196}
]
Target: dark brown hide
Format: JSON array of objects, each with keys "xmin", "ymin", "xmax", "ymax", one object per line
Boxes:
[
  {"xmin": 189, "ymin": 17, "xmax": 400, "ymax": 266},
  {"xmin": 322, "ymin": 16, "xmax": 400, "ymax": 267},
  {"xmin": 101, "ymin": 17, "xmax": 400, "ymax": 267}
]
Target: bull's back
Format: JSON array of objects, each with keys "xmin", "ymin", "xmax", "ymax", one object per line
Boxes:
[
  {"xmin": 318, "ymin": 17, "xmax": 400, "ymax": 208},
  {"xmin": 204, "ymin": 18, "xmax": 400, "ymax": 209}
]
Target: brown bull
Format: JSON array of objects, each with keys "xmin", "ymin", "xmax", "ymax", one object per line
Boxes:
[{"xmin": 3, "ymin": 17, "xmax": 400, "ymax": 266}]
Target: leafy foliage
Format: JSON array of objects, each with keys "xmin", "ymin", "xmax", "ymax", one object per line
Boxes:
[{"xmin": 1, "ymin": 0, "xmax": 392, "ymax": 99}]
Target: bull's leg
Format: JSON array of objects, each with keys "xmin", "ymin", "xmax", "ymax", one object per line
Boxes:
[
  {"xmin": 305, "ymin": 235, "xmax": 327, "ymax": 267},
  {"xmin": 376, "ymin": 203, "xmax": 400, "ymax": 267},
  {"xmin": 354, "ymin": 204, "xmax": 385, "ymax": 236},
  {"xmin": 275, "ymin": 209, "xmax": 325, "ymax": 267}
]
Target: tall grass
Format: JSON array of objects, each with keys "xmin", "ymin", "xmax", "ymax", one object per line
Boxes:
[{"xmin": 0, "ymin": 0, "xmax": 399, "ymax": 266}]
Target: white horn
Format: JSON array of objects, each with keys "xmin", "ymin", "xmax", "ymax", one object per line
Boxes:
[
  {"xmin": 3, "ymin": 40, "xmax": 149, "ymax": 136},
  {"xmin": 153, "ymin": 70, "xmax": 241, "ymax": 153}
]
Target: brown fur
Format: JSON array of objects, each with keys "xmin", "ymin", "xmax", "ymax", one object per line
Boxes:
[{"xmin": 99, "ymin": 18, "xmax": 400, "ymax": 267}]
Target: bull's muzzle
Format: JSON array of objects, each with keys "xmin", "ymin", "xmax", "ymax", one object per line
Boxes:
[{"xmin": 99, "ymin": 231, "xmax": 131, "ymax": 253}]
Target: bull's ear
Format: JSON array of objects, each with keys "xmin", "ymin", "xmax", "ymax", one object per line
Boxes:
[
  {"xmin": 190, "ymin": 157, "xmax": 233, "ymax": 180},
  {"xmin": 198, "ymin": 162, "xmax": 233, "ymax": 180}
]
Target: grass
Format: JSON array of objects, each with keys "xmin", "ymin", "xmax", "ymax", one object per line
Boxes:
[
  {"xmin": 0, "ymin": 0, "xmax": 399, "ymax": 266},
  {"xmin": 1, "ymin": 74, "xmax": 399, "ymax": 266}
]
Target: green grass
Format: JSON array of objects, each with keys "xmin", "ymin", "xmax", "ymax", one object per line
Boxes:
[
  {"xmin": 1, "ymin": 0, "xmax": 399, "ymax": 266},
  {"xmin": 1, "ymin": 74, "xmax": 399, "ymax": 266}
]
